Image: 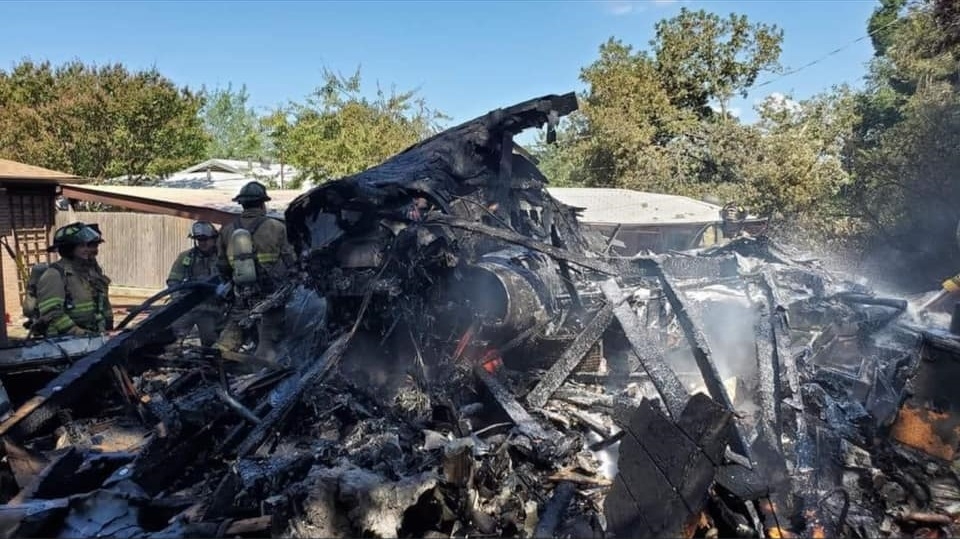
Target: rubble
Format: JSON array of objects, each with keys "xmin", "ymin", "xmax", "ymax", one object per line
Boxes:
[{"xmin": 0, "ymin": 92, "xmax": 956, "ymax": 538}]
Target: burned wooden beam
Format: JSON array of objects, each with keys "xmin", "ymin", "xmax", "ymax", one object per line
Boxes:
[
  {"xmin": 637, "ymin": 259, "xmax": 749, "ymax": 456},
  {"xmin": 604, "ymin": 394, "xmax": 733, "ymax": 539},
  {"xmin": 0, "ymin": 287, "xmax": 214, "ymax": 440},
  {"xmin": 525, "ymin": 304, "xmax": 614, "ymax": 409},
  {"xmin": 745, "ymin": 280, "xmax": 783, "ymax": 450},
  {"xmin": 234, "ymin": 331, "xmax": 352, "ymax": 459},
  {"xmin": 756, "ymin": 271, "xmax": 817, "ymax": 520},
  {"xmin": 431, "ymin": 215, "xmax": 617, "ymax": 275},
  {"xmin": 599, "ymin": 278, "xmax": 689, "ymax": 420},
  {"xmin": 0, "ymin": 336, "xmax": 108, "ymax": 373},
  {"xmin": 224, "ymin": 515, "xmax": 273, "ymax": 536},
  {"xmin": 475, "ymin": 365, "xmax": 559, "ymax": 443}
]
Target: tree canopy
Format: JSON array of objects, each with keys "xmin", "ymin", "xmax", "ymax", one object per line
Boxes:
[
  {"xmin": 535, "ymin": 0, "xmax": 960, "ymax": 287},
  {"xmin": 199, "ymin": 83, "xmax": 266, "ymax": 161},
  {"xmin": 0, "ymin": 60, "xmax": 208, "ymax": 182},
  {"xmin": 276, "ymin": 68, "xmax": 448, "ymax": 188}
]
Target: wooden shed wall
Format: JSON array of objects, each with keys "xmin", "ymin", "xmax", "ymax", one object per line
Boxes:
[
  {"xmin": 55, "ymin": 211, "xmax": 196, "ymax": 293},
  {"xmin": 0, "ymin": 186, "xmax": 57, "ymax": 327}
]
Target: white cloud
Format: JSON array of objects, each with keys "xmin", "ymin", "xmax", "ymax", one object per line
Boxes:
[
  {"xmin": 603, "ymin": 0, "xmax": 683, "ymax": 15},
  {"xmin": 604, "ymin": 1, "xmax": 639, "ymax": 15},
  {"xmin": 603, "ymin": 0, "xmax": 689, "ymax": 16},
  {"xmin": 758, "ymin": 92, "xmax": 802, "ymax": 114}
]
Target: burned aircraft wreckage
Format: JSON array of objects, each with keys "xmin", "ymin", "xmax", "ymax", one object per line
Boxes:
[{"xmin": 0, "ymin": 93, "xmax": 956, "ymax": 538}]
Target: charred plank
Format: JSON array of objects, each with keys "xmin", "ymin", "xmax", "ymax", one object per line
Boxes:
[
  {"xmin": 474, "ymin": 366, "xmax": 558, "ymax": 444},
  {"xmin": 599, "ymin": 278, "xmax": 688, "ymax": 420},
  {"xmin": 525, "ymin": 304, "xmax": 614, "ymax": 409},
  {"xmin": 0, "ymin": 287, "xmax": 214, "ymax": 440},
  {"xmin": 637, "ymin": 259, "xmax": 749, "ymax": 455},
  {"xmin": 234, "ymin": 332, "xmax": 352, "ymax": 459},
  {"xmin": 605, "ymin": 395, "xmax": 732, "ymax": 539}
]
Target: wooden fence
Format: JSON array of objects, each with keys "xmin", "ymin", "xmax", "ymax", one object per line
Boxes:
[{"xmin": 55, "ymin": 211, "xmax": 196, "ymax": 293}]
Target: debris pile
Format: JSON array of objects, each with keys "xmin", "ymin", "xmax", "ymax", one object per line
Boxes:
[{"xmin": 0, "ymin": 93, "xmax": 956, "ymax": 539}]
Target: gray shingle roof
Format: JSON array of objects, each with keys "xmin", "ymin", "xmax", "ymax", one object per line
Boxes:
[{"xmin": 547, "ymin": 187, "xmax": 724, "ymax": 225}]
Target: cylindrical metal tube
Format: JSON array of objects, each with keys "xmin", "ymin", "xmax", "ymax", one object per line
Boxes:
[{"xmin": 442, "ymin": 248, "xmax": 560, "ymax": 339}]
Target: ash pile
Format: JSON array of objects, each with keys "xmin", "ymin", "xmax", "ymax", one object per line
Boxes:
[{"xmin": 0, "ymin": 94, "xmax": 956, "ymax": 539}]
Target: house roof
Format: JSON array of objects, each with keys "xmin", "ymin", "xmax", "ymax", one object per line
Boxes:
[
  {"xmin": 162, "ymin": 158, "xmax": 301, "ymax": 190},
  {"xmin": 0, "ymin": 158, "xmax": 86, "ymax": 183},
  {"xmin": 180, "ymin": 158, "xmax": 295, "ymax": 176},
  {"xmin": 546, "ymin": 187, "xmax": 727, "ymax": 225},
  {"xmin": 60, "ymin": 184, "xmax": 303, "ymax": 224}
]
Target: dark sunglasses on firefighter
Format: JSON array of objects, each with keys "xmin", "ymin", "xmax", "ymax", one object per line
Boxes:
[{"xmin": 194, "ymin": 235, "xmax": 215, "ymax": 242}]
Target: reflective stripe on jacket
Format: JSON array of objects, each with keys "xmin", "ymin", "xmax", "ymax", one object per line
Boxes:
[{"xmin": 36, "ymin": 258, "xmax": 110, "ymax": 336}]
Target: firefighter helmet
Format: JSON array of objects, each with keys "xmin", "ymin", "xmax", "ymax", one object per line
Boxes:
[
  {"xmin": 48, "ymin": 222, "xmax": 102, "ymax": 252},
  {"xmin": 189, "ymin": 221, "xmax": 219, "ymax": 239},
  {"xmin": 232, "ymin": 181, "xmax": 271, "ymax": 203}
]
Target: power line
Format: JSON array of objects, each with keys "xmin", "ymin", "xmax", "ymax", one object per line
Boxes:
[{"xmin": 752, "ymin": 14, "xmax": 905, "ymax": 89}]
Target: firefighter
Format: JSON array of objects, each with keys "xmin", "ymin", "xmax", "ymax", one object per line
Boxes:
[
  {"xmin": 35, "ymin": 223, "xmax": 112, "ymax": 337},
  {"xmin": 215, "ymin": 181, "xmax": 296, "ymax": 363},
  {"xmin": 167, "ymin": 221, "xmax": 223, "ymax": 346},
  {"xmin": 920, "ymin": 218, "xmax": 960, "ymax": 313},
  {"xmin": 84, "ymin": 222, "xmax": 113, "ymax": 330}
]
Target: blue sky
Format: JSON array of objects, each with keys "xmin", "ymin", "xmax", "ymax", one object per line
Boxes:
[{"xmin": 1, "ymin": 0, "xmax": 879, "ymax": 140}]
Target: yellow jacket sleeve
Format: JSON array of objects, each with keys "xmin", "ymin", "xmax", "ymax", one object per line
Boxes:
[{"xmin": 36, "ymin": 267, "xmax": 78, "ymax": 336}]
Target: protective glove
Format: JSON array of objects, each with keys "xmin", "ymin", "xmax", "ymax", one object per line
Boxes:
[{"xmin": 67, "ymin": 326, "xmax": 95, "ymax": 337}]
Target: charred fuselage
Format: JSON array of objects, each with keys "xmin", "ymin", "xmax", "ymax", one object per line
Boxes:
[{"xmin": 285, "ymin": 93, "xmax": 599, "ymax": 346}]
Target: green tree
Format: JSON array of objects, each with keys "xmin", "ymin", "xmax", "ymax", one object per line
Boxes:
[
  {"xmin": 842, "ymin": 0, "xmax": 960, "ymax": 285},
  {"xmin": 538, "ymin": 9, "xmax": 783, "ymax": 198},
  {"xmin": 199, "ymin": 83, "xmax": 266, "ymax": 160},
  {"xmin": 0, "ymin": 59, "xmax": 208, "ymax": 182},
  {"xmin": 652, "ymin": 8, "xmax": 783, "ymax": 117},
  {"xmin": 283, "ymin": 68, "xmax": 447, "ymax": 187},
  {"xmin": 260, "ymin": 106, "xmax": 294, "ymax": 188},
  {"xmin": 868, "ymin": 0, "xmax": 908, "ymax": 57},
  {"xmin": 571, "ymin": 38, "xmax": 696, "ymax": 190},
  {"xmin": 933, "ymin": 0, "xmax": 960, "ymax": 51},
  {"xmin": 746, "ymin": 89, "xmax": 859, "ymax": 241}
]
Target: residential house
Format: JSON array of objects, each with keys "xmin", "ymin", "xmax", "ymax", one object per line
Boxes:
[
  {"xmin": 546, "ymin": 187, "xmax": 765, "ymax": 255},
  {"xmin": 160, "ymin": 158, "xmax": 303, "ymax": 191}
]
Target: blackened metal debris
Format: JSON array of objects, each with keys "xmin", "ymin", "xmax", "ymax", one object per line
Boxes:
[{"xmin": 0, "ymin": 93, "xmax": 956, "ymax": 539}]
